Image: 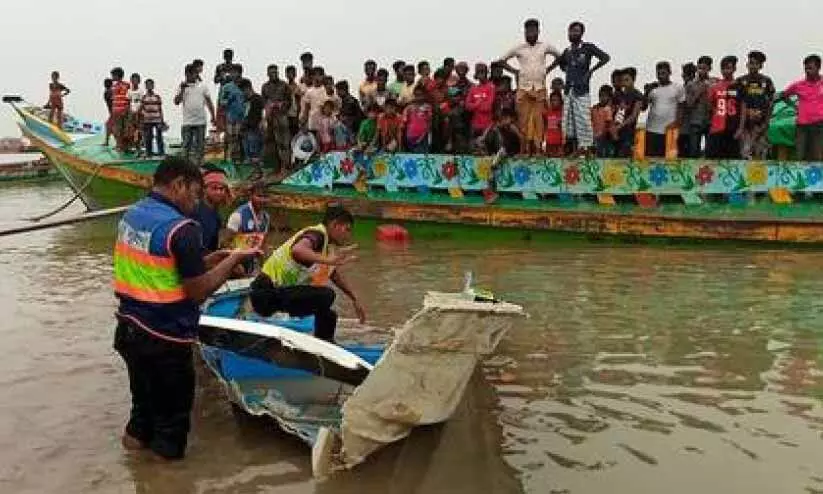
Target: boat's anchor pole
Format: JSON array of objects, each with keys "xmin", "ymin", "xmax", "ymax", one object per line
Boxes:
[{"xmin": 0, "ymin": 205, "xmax": 129, "ymax": 237}]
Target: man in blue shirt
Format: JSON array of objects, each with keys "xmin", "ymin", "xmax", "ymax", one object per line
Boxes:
[
  {"xmin": 219, "ymin": 65, "xmax": 246, "ymax": 163},
  {"xmin": 548, "ymin": 21, "xmax": 611, "ymax": 155},
  {"xmin": 189, "ymin": 165, "xmax": 230, "ymax": 254},
  {"xmin": 114, "ymin": 156, "xmax": 259, "ymax": 460}
]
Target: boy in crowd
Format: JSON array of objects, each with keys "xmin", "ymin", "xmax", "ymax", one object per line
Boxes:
[
  {"xmin": 494, "ymin": 76, "xmax": 517, "ymax": 121},
  {"xmin": 377, "ymin": 99, "xmax": 403, "ymax": 152},
  {"xmin": 683, "ymin": 56, "xmax": 716, "ymax": 157},
  {"xmin": 299, "ymin": 52, "xmax": 314, "ymax": 86},
  {"xmin": 47, "ymin": 71, "xmax": 70, "ymax": 128},
  {"xmin": 443, "ymin": 58, "xmax": 458, "ymax": 87},
  {"xmin": 398, "ymin": 65, "xmax": 417, "ymax": 106},
  {"xmin": 219, "ymin": 65, "xmax": 246, "ymax": 163},
  {"xmin": 388, "ymin": 60, "xmax": 406, "ymax": 98},
  {"xmin": 240, "ymin": 79, "xmax": 265, "ymax": 166},
  {"xmin": 286, "ymin": 65, "xmax": 301, "ymax": 137},
  {"xmin": 140, "ymin": 79, "xmax": 166, "ymax": 157},
  {"xmin": 430, "ymin": 69, "xmax": 451, "ymax": 153},
  {"xmin": 316, "ymin": 100, "xmax": 340, "ymax": 152},
  {"xmin": 480, "ymin": 107, "xmax": 524, "ymax": 203},
  {"xmin": 356, "ymin": 104, "xmax": 379, "ymax": 153},
  {"xmin": 323, "ymin": 76, "xmax": 341, "ymax": 114},
  {"xmin": 591, "ymin": 85, "xmax": 614, "ymax": 157},
  {"xmin": 551, "ymin": 78, "xmax": 564, "ymax": 94},
  {"xmin": 300, "ymin": 67, "xmax": 329, "ymax": 134},
  {"xmin": 192, "ymin": 59, "xmax": 205, "ymax": 82},
  {"xmin": 466, "ymin": 63, "xmax": 496, "ymax": 141},
  {"xmin": 214, "ymin": 49, "xmax": 236, "ymax": 132},
  {"xmin": 418, "ymin": 61, "xmax": 436, "ymax": 93},
  {"xmin": 612, "ymin": 67, "xmax": 644, "ymax": 158},
  {"xmin": 544, "ymin": 91, "xmax": 564, "ymax": 157},
  {"xmin": 679, "ymin": 62, "xmax": 698, "ymax": 156},
  {"xmin": 336, "ymin": 80, "xmax": 364, "ymax": 146},
  {"xmin": 110, "ymin": 67, "xmax": 132, "ymax": 153},
  {"xmin": 368, "ymin": 69, "xmax": 391, "ymax": 109},
  {"xmin": 128, "ymin": 73, "xmax": 144, "ymax": 155},
  {"xmin": 403, "ymin": 85, "xmax": 433, "ymax": 153},
  {"xmin": 781, "ymin": 54, "xmax": 823, "ymax": 161},
  {"xmin": 735, "ymin": 51, "xmax": 775, "ymax": 159},
  {"xmin": 490, "ymin": 62, "xmax": 505, "ymax": 86},
  {"xmin": 644, "ymin": 61, "xmax": 685, "ymax": 157},
  {"xmin": 103, "ymin": 78, "xmax": 113, "ymax": 146},
  {"xmin": 359, "ymin": 60, "xmax": 378, "ymax": 103},
  {"xmin": 454, "ymin": 62, "xmax": 473, "ymax": 96},
  {"xmin": 707, "ymin": 56, "xmax": 741, "ymax": 159}
]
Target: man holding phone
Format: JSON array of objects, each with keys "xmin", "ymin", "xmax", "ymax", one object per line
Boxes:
[{"xmin": 174, "ymin": 63, "xmax": 216, "ymax": 166}]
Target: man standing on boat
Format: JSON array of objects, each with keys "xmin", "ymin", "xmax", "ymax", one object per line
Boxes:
[
  {"xmin": 113, "ymin": 156, "xmax": 260, "ymax": 460},
  {"xmin": 174, "ymin": 64, "xmax": 216, "ymax": 166},
  {"xmin": 250, "ymin": 204, "xmax": 365, "ymax": 342},
  {"xmin": 547, "ymin": 21, "xmax": 611, "ymax": 155},
  {"xmin": 495, "ymin": 18, "xmax": 561, "ymax": 155}
]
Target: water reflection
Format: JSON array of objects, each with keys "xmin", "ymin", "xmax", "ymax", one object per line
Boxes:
[{"xmin": 4, "ymin": 182, "xmax": 823, "ymax": 492}]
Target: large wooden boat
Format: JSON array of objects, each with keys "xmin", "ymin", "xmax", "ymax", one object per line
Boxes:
[{"xmin": 7, "ymin": 98, "xmax": 823, "ymax": 244}]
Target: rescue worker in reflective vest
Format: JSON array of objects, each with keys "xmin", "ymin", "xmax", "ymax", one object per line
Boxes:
[
  {"xmin": 225, "ymin": 182, "xmax": 270, "ymax": 274},
  {"xmin": 250, "ymin": 204, "xmax": 365, "ymax": 342},
  {"xmin": 113, "ymin": 156, "xmax": 260, "ymax": 460}
]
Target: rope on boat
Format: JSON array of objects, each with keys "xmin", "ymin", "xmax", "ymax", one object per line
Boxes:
[{"xmin": 24, "ymin": 160, "xmax": 107, "ymax": 222}]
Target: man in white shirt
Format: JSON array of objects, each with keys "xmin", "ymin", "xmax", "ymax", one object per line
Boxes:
[
  {"xmin": 174, "ymin": 64, "xmax": 216, "ymax": 166},
  {"xmin": 643, "ymin": 61, "xmax": 685, "ymax": 157},
  {"xmin": 495, "ymin": 18, "xmax": 561, "ymax": 154}
]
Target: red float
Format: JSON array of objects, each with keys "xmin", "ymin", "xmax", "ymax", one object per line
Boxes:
[{"xmin": 376, "ymin": 224, "xmax": 411, "ymax": 243}]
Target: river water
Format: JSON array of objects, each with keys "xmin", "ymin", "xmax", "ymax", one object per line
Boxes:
[{"xmin": 2, "ymin": 181, "xmax": 823, "ymax": 493}]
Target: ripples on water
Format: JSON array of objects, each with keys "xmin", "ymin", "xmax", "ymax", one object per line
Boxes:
[{"xmin": 2, "ymin": 182, "xmax": 823, "ymax": 493}]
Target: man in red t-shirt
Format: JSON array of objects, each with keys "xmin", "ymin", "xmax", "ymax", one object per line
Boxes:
[{"xmin": 707, "ymin": 56, "xmax": 741, "ymax": 159}]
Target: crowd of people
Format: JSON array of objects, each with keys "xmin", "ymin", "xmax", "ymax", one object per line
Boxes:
[{"xmin": 47, "ymin": 18, "xmax": 822, "ymax": 166}]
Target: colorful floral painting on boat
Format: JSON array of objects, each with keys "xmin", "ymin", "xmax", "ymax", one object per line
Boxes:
[{"xmin": 282, "ymin": 152, "xmax": 823, "ymax": 197}]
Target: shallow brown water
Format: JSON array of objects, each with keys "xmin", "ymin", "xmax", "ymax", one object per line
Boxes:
[{"xmin": 2, "ymin": 181, "xmax": 823, "ymax": 493}]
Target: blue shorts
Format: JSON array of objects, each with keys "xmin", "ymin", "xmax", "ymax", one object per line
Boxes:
[{"xmin": 243, "ymin": 130, "xmax": 263, "ymax": 160}]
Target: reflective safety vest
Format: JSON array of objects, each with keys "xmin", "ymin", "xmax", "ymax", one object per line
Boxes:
[
  {"xmin": 261, "ymin": 224, "xmax": 333, "ymax": 287},
  {"xmin": 113, "ymin": 195, "xmax": 200, "ymax": 342}
]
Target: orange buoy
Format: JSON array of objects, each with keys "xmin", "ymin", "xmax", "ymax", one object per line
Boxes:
[{"xmin": 376, "ymin": 224, "xmax": 410, "ymax": 243}]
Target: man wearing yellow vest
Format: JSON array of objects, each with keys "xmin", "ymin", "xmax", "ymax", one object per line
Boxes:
[
  {"xmin": 113, "ymin": 156, "xmax": 259, "ymax": 460},
  {"xmin": 250, "ymin": 204, "xmax": 365, "ymax": 342}
]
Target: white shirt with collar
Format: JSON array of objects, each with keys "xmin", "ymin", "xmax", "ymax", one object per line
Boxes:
[{"xmin": 501, "ymin": 41, "xmax": 560, "ymax": 91}]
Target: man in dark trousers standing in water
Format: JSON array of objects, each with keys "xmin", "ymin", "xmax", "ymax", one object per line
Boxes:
[{"xmin": 113, "ymin": 156, "xmax": 259, "ymax": 460}]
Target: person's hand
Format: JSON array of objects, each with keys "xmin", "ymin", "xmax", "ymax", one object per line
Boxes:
[
  {"xmin": 230, "ymin": 247, "xmax": 264, "ymax": 261},
  {"xmin": 353, "ymin": 299, "xmax": 366, "ymax": 324},
  {"xmin": 327, "ymin": 244, "xmax": 358, "ymax": 266}
]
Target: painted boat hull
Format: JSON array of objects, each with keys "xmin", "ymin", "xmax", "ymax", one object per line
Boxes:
[{"xmin": 10, "ymin": 100, "xmax": 823, "ymax": 244}]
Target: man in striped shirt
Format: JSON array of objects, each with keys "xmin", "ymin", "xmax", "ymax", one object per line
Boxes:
[{"xmin": 140, "ymin": 79, "xmax": 166, "ymax": 157}]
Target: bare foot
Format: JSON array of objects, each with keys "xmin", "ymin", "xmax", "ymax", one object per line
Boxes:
[{"xmin": 121, "ymin": 433, "xmax": 145, "ymax": 451}]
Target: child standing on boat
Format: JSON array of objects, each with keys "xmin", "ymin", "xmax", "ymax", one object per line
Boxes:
[
  {"xmin": 47, "ymin": 71, "xmax": 70, "ymax": 129},
  {"xmin": 377, "ymin": 99, "xmax": 403, "ymax": 152},
  {"xmin": 591, "ymin": 85, "xmax": 614, "ymax": 157},
  {"xmin": 140, "ymin": 79, "xmax": 166, "ymax": 157},
  {"xmin": 466, "ymin": 63, "xmax": 496, "ymax": 143},
  {"xmin": 128, "ymin": 73, "xmax": 144, "ymax": 156},
  {"xmin": 544, "ymin": 91, "xmax": 564, "ymax": 157},
  {"xmin": 110, "ymin": 67, "xmax": 133, "ymax": 153},
  {"xmin": 103, "ymin": 78, "xmax": 113, "ymax": 147},
  {"xmin": 403, "ymin": 86, "xmax": 434, "ymax": 153}
]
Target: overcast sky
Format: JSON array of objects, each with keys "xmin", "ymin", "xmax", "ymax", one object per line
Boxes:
[{"xmin": 0, "ymin": 0, "xmax": 819, "ymax": 138}]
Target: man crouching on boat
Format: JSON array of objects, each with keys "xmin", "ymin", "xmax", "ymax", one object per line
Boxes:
[
  {"xmin": 113, "ymin": 156, "xmax": 260, "ymax": 460},
  {"xmin": 249, "ymin": 204, "xmax": 366, "ymax": 342}
]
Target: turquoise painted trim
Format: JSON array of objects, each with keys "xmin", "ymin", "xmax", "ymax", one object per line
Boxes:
[{"xmin": 284, "ymin": 152, "xmax": 823, "ymax": 196}]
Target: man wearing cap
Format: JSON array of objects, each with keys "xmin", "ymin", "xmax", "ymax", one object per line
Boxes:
[{"xmin": 190, "ymin": 166, "xmax": 230, "ymax": 254}]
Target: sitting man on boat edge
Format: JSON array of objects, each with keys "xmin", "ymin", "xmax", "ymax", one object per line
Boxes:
[
  {"xmin": 250, "ymin": 204, "xmax": 365, "ymax": 342},
  {"xmin": 113, "ymin": 156, "xmax": 260, "ymax": 461}
]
